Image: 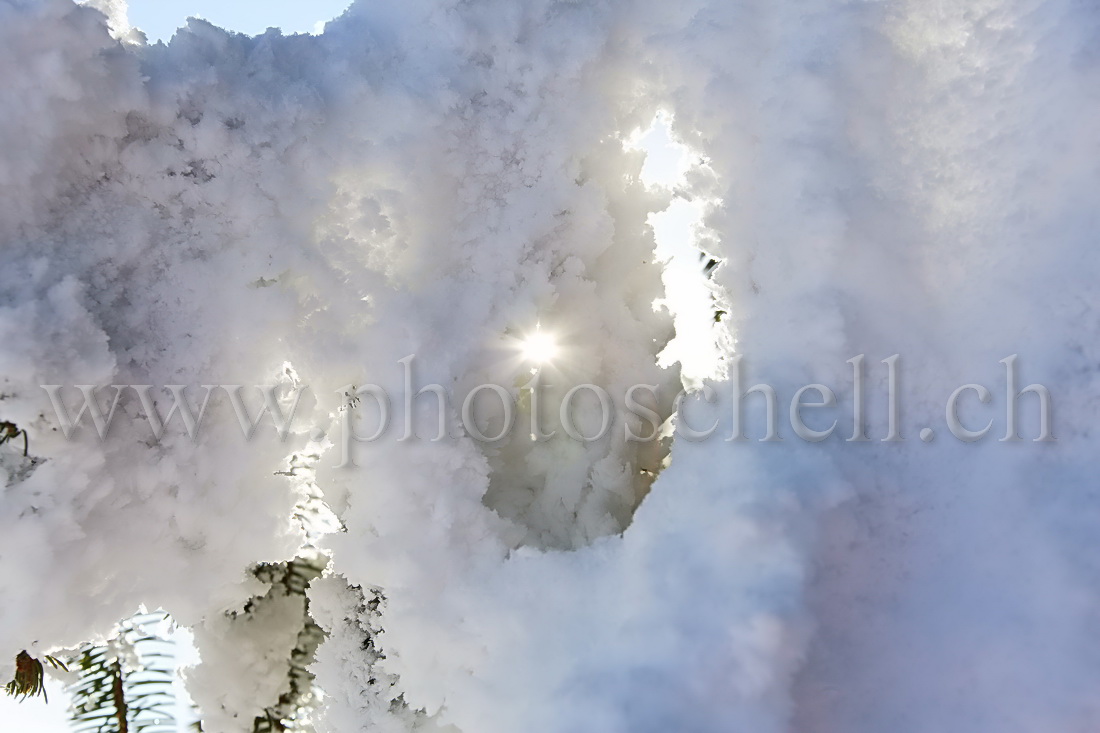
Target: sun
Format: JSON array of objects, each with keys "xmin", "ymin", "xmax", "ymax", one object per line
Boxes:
[{"xmin": 520, "ymin": 329, "xmax": 559, "ymax": 364}]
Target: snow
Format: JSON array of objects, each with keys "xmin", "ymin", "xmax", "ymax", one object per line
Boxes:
[{"xmin": 2, "ymin": 0, "xmax": 1099, "ymax": 731}]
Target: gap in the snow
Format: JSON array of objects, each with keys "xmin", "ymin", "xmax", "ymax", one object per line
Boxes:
[
  {"xmin": 125, "ymin": 0, "xmax": 354, "ymax": 43},
  {"xmin": 3, "ymin": 610, "xmax": 204, "ymax": 732},
  {"xmin": 626, "ymin": 113, "xmax": 729, "ymax": 386}
]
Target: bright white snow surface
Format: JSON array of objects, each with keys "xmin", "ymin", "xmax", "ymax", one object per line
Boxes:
[{"xmin": 2, "ymin": 0, "xmax": 1099, "ymax": 731}]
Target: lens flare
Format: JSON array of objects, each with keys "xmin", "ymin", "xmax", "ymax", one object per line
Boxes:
[{"xmin": 520, "ymin": 330, "xmax": 558, "ymax": 364}]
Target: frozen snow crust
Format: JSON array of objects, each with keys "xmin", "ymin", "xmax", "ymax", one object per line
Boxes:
[{"xmin": 2, "ymin": 1, "xmax": 1098, "ymax": 731}]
